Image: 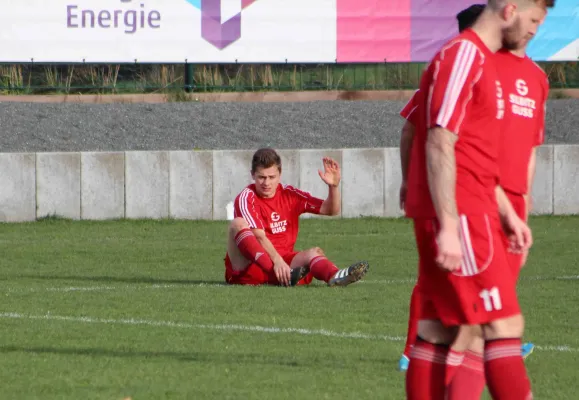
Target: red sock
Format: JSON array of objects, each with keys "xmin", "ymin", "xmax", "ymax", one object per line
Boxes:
[
  {"xmin": 447, "ymin": 351, "xmax": 485, "ymax": 400},
  {"xmin": 406, "ymin": 337, "xmax": 447, "ymax": 400},
  {"xmin": 445, "ymin": 349, "xmax": 465, "ymax": 386},
  {"xmin": 234, "ymin": 229, "xmax": 273, "ymax": 272},
  {"xmin": 309, "ymin": 256, "xmax": 339, "ymax": 282},
  {"xmin": 403, "ymin": 284, "xmax": 422, "ymax": 357},
  {"xmin": 485, "ymin": 338, "xmax": 532, "ymax": 400}
]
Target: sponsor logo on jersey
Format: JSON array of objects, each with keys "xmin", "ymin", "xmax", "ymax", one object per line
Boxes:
[
  {"xmin": 270, "ymin": 211, "xmax": 287, "ymax": 234},
  {"xmin": 496, "ymin": 80, "xmax": 505, "ymax": 120},
  {"xmin": 509, "ymin": 79, "xmax": 536, "ymax": 119}
]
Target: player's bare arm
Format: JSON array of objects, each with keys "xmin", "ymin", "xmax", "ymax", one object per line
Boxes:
[
  {"xmin": 318, "ymin": 157, "xmax": 341, "ymax": 216},
  {"xmin": 251, "ymin": 227, "xmax": 292, "ymax": 286},
  {"xmin": 399, "ymin": 120, "xmax": 415, "ymax": 209},
  {"xmin": 495, "ymin": 186, "xmax": 533, "ymax": 253},
  {"xmin": 426, "ymin": 128, "xmax": 459, "ymax": 227},
  {"xmin": 426, "ymin": 127, "xmax": 462, "ymax": 272}
]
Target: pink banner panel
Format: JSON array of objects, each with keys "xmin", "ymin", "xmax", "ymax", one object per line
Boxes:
[
  {"xmin": 410, "ymin": 0, "xmax": 475, "ymax": 61},
  {"xmin": 337, "ymin": 0, "xmax": 411, "ymax": 62}
]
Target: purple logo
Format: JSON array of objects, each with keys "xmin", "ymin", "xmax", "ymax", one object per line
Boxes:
[
  {"xmin": 190, "ymin": 0, "xmax": 258, "ymax": 49},
  {"xmin": 65, "ymin": 0, "xmax": 257, "ymax": 49}
]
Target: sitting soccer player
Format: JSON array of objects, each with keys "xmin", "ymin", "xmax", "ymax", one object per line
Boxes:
[{"xmin": 224, "ymin": 147, "xmax": 369, "ymax": 287}]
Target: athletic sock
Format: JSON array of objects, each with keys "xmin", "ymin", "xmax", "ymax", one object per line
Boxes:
[
  {"xmin": 485, "ymin": 338, "xmax": 532, "ymax": 400},
  {"xmin": 445, "ymin": 349, "xmax": 465, "ymax": 386},
  {"xmin": 234, "ymin": 228, "xmax": 273, "ymax": 271},
  {"xmin": 403, "ymin": 284, "xmax": 422, "ymax": 357},
  {"xmin": 309, "ymin": 256, "xmax": 339, "ymax": 282},
  {"xmin": 406, "ymin": 337, "xmax": 447, "ymax": 400},
  {"xmin": 447, "ymin": 350, "xmax": 485, "ymax": 399}
]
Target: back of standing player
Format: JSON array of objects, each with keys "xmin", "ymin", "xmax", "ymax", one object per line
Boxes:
[{"xmin": 403, "ymin": 1, "xmax": 551, "ymax": 399}]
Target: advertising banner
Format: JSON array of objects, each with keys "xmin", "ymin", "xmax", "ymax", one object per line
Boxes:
[{"xmin": 0, "ymin": 0, "xmax": 576, "ymax": 63}]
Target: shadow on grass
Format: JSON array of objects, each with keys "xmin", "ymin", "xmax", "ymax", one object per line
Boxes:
[
  {"xmin": 5, "ymin": 274, "xmax": 329, "ymax": 289},
  {"xmin": 0, "ymin": 345, "xmax": 384, "ymax": 367},
  {"xmin": 8, "ymin": 274, "xmax": 228, "ymax": 286}
]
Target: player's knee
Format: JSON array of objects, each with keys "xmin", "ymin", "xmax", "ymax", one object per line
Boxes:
[
  {"xmin": 311, "ymin": 247, "xmax": 325, "ymax": 257},
  {"xmin": 229, "ymin": 217, "xmax": 249, "ymax": 235},
  {"xmin": 417, "ymin": 319, "xmax": 458, "ymax": 345},
  {"xmin": 452, "ymin": 324, "xmax": 482, "ymax": 352},
  {"xmin": 469, "ymin": 335, "xmax": 485, "ymax": 354},
  {"xmin": 483, "ymin": 314, "xmax": 525, "ymax": 340}
]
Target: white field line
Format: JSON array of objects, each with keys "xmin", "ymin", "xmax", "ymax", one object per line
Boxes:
[
  {"xmin": 3, "ymin": 283, "xmax": 227, "ymax": 294},
  {"xmin": 2, "ymin": 274, "xmax": 577, "ymax": 294},
  {"xmin": 0, "ymin": 312, "xmax": 403, "ymax": 342},
  {"xmin": 361, "ymin": 275, "xmax": 579, "ymax": 285},
  {"xmin": 0, "ymin": 311, "xmax": 576, "ymax": 353}
]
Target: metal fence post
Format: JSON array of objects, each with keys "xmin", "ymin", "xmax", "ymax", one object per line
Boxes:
[{"xmin": 184, "ymin": 61, "xmax": 194, "ymax": 92}]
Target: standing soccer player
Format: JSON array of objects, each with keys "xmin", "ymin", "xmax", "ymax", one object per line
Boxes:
[
  {"xmin": 224, "ymin": 148, "xmax": 369, "ymax": 287},
  {"xmin": 396, "ymin": 2, "xmax": 551, "ymax": 374},
  {"xmin": 403, "ymin": 2, "xmax": 551, "ymax": 399},
  {"xmin": 444, "ymin": 4, "xmax": 552, "ymax": 400}
]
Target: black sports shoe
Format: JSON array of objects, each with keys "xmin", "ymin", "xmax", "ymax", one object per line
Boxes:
[
  {"xmin": 290, "ymin": 265, "xmax": 310, "ymax": 286},
  {"xmin": 328, "ymin": 261, "xmax": 369, "ymax": 287}
]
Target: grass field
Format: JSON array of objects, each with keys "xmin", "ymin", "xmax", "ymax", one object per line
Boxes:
[{"xmin": 0, "ymin": 216, "xmax": 578, "ymax": 399}]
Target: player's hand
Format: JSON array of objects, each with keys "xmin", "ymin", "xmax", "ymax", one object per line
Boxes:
[
  {"xmin": 435, "ymin": 228, "xmax": 462, "ymax": 272},
  {"xmin": 502, "ymin": 212, "xmax": 533, "ymax": 254},
  {"xmin": 399, "ymin": 181, "xmax": 407, "ymax": 210},
  {"xmin": 520, "ymin": 249, "xmax": 529, "ymax": 268},
  {"xmin": 273, "ymin": 260, "xmax": 292, "ymax": 287},
  {"xmin": 318, "ymin": 157, "xmax": 341, "ymax": 187}
]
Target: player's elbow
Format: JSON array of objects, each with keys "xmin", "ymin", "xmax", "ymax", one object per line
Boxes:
[
  {"xmin": 327, "ymin": 208, "xmax": 340, "ymax": 216},
  {"xmin": 426, "ymin": 127, "xmax": 457, "ymax": 154},
  {"xmin": 320, "ymin": 202, "xmax": 340, "ymax": 216}
]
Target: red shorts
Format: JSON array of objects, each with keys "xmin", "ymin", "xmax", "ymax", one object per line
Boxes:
[
  {"xmin": 503, "ymin": 191, "xmax": 527, "ymax": 278},
  {"xmin": 224, "ymin": 251, "xmax": 314, "ymax": 286},
  {"xmin": 414, "ymin": 214, "xmax": 520, "ymax": 327}
]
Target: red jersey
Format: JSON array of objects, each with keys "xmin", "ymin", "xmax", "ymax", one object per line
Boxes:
[
  {"xmin": 495, "ymin": 50, "xmax": 549, "ymax": 195},
  {"xmin": 400, "ymin": 90, "xmax": 420, "ymax": 124},
  {"xmin": 404, "ymin": 29, "xmax": 504, "ymax": 219},
  {"xmin": 233, "ymin": 183, "xmax": 324, "ymax": 256}
]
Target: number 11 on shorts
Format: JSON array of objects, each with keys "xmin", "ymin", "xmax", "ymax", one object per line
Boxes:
[{"xmin": 479, "ymin": 287, "xmax": 503, "ymax": 312}]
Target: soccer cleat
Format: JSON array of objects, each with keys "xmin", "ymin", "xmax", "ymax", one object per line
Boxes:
[
  {"xmin": 521, "ymin": 342, "xmax": 535, "ymax": 359},
  {"xmin": 327, "ymin": 261, "xmax": 369, "ymax": 287},
  {"xmin": 398, "ymin": 354, "xmax": 410, "ymax": 372},
  {"xmin": 290, "ymin": 265, "xmax": 310, "ymax": 286}
]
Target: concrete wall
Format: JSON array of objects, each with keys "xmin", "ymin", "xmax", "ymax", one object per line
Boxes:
[{"xmin": 1, "ymin": 145, "xmax": 578, "ymax": 223}]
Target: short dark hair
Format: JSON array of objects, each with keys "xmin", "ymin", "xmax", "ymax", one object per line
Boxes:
[
  {"xmin": 251, "ymin": 148, "xmax": 282, "ymax": 174},
  {"xmin": 456, "ymin": 4, "xmax": 485, "ymax": 32}
]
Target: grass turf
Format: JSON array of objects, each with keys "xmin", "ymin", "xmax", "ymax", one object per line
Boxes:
[{"xmin": 0, "ymin": 216, "xmax": 577, "ymax": 399}]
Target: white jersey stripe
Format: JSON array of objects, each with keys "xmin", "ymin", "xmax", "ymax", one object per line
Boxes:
[
  {"xmin": 448, "ymin": 42, "xmax": 476, "ymax": 125},
  {"xmin": 438, "ymin": 41, "xmax": 469, "ymax": 127},
  {"xmin": 437, "ymin": 41, "xmax": 478, "ymax": 129},
  {"xmin": 438, "ymin": 41, "xmax": 477, "ymax": 128},
  {"xmin": 459, "ymin": 215, "xmax": 474, "ymax": 276},
  {"xmin": 460, "ymin": 215, "xmax": 479, "ymax": 275},
  {"xmin": 459, "ymin": 215, "xmax": 476, "ymax": 276},
  {"xmin": 239, "ymin": 189, "xmax": 258, "ymax": 228}
]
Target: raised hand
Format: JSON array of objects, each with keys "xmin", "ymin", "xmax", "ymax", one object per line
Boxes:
[{"xmin": 318, "ymin": 157, "xmax": 341, "ymax": 187}]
